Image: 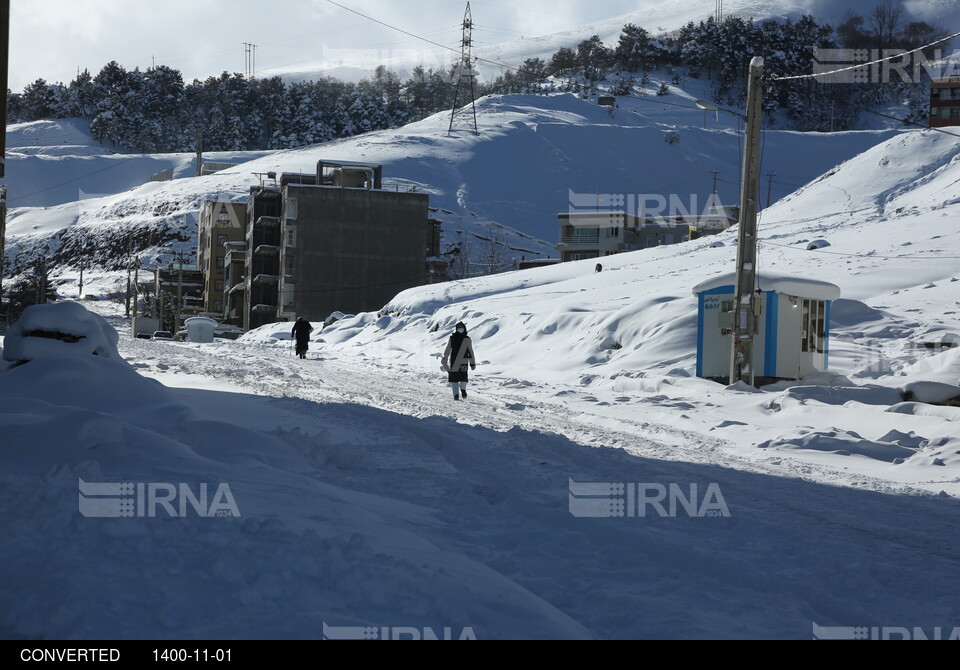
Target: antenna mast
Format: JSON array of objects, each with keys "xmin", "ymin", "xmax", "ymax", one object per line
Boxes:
[{"xmin": 449, "ymin": 2, "xmax": 478, "ymax": 135}]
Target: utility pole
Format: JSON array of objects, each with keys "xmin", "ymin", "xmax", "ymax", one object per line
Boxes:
[
  {"xmin": 133, "ymin": 259, "xmax": 139, "ymax": 318},
  {"xmin": 243, "ymin": 43, "xmax": 258, "ymax": 79},
  {"xmin": 0, "ymin": 185, "xmax": 6, "ymax": 301},
  {"xmin": 175, "ymin": 252, "xmax": 184, "ymax": 334},
  {"xmin": 729, "ymin": 56, "xmax": 765, "ymax": 387},
  {"xmin": 712, "ymin": 169, "xmax": 721, "ymax": 194},
  {"xmin": 0, "ymin": 0, "xmax": 8, "ymax": 180},
  {"xmin": 449, "ymin": 3, "xmax": 478, "ymax": 135},
  {"xmin": 766, "ymin": 172, "xmax": 777, "ymax": 208},
  {"xmin": 37, "ymin": 253, "xmax": 47, "ymax": 305},
  {"xmin": 1, "ymin": 0, "xmax": 10, "ymax": 303},
  {"xmin": 195, "ymin": 127, "xmax": 204, "ymax": 177},
  {"xmin": 125, "ymin": 240, "xmax": 132, "ymax": 317}
]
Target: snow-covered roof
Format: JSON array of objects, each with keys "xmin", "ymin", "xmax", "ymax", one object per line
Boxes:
[{"xmin": 692, "ymin": 272, "xmax": 842, "ymax": 301}]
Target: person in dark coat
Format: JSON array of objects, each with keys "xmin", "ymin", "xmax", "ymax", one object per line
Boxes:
[
  {"xmin": 441, "ymin": 321, "xmax": 477, "ymax": 400},
  {"xmin": 292, "ymin": 317, "xmax": 314, "ymax": 360}
]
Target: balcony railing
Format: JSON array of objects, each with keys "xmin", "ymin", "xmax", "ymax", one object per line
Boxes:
[{"xmin": 559, "ymin": 236, "xmax": 600, "ymax": 245}]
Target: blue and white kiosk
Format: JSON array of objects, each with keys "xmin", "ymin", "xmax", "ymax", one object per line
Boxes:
[{"xmin": 693, "ymin": 272, "xmax": 841, "ymax": 384}]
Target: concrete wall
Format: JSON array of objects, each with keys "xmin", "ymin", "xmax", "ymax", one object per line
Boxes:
[{"xmin": 284, "ymin": 185, "xmax": 430, "ymax": 321}]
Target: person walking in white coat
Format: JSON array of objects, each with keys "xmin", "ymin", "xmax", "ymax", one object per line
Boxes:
[{"xmin": 441, "ymin": 321, "xmax": 477, "ymax": 400}]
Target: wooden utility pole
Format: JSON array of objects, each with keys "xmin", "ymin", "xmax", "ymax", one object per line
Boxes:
[
  {"xmin": 0, "ymin": 186, "xmax": 6, "ymax": 301},
  {"xmin": 133, "ymin": 260, "xmax": 139, "ymax": 317},
  {"xmin": 1, "ymin": 0, "xmax": 10, "ymax": 301},
  {"xmin": 125, "ymin": 240, "xmax": 132, "ymax": 317},
  {"xmin": 0, "ymin": 0, "xmax": 8, "ymax": 180},
  {"xmin": 195, "ymin": 128, "xmax": 204, "ymax": 177},
  {"xmin": 766, "ymin": 172, "xmax": 777, "ymax": 208},
  {"xmin": 729, "ymin": 57, "xmax": 765, "ymax": 387}
]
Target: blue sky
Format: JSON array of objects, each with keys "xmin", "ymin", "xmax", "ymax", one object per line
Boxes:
[{"xmin": 8, "ymin": 0, "xmax": 651, "ymax": 91}]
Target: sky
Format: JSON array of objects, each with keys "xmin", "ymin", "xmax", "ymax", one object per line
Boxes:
[
  {"xmin": 9, "ymin": 0, "xmax": 958, "ymax": 93},
  {"xmin": 7, "ymin": 0, "xmax": 659, "ymax": 92}
]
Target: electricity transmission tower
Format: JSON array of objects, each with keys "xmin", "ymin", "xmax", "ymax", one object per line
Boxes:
[
  {"xmin": 715, "ymin": 0, "xmax": 724, "ymax": 23},
  {"xmin": 449, "ymin": 2, "xmax": 478, "ymax": 135},
  {"xmin": 244, "ymin": 42, "xmax": 257, "ymax": 78}
]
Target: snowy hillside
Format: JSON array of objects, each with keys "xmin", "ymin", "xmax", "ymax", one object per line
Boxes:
[
  {"xmin": 278, "ymin": 0, "xmax": 960, "ymax": 85},
  {"xmin": 5, "ymin": 91, "xmax": 903, "ymax": 278},
  {"xmin": 239, "ymin": 122, "xmax": 960, "ymax": 498},
  {"xmin": 3, "ymin": 17, "xmax": 960, "ymax": 637},
  {"xmin": 3, "ymin": 119, "xmax": 271, "ymax": 210}
]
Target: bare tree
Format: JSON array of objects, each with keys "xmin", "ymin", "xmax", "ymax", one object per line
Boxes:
[
  {"xmin": 872, "ymin": 0, "xmax": 904, "ymax": 53},
  {"xmin": 479, "ymin": 226, "xmax": 512, "ymax": 276}
]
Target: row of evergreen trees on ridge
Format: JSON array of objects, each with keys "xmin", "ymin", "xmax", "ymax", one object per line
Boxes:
[{"xmin": 5, "ymin": 9, "xmax": 947, "ymax": 152}]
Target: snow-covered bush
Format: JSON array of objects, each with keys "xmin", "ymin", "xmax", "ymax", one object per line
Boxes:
[{"xmin": 2, "ymin": 302, "xmax": 123, "ymax": 366}]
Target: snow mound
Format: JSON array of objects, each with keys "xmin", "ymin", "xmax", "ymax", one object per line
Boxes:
[
  {"xmin": 901, "ymin": 381, "xmax": 960, "ymax": 406},
  {"xmin": 0, "ymin": 354, "xmax": 188, "ymax": 422},
  {"xmin": 2, "ymin": 302, "xmax": 123, "ymax": 365},
  {"xmin": 772, "ymin": 384, "xmax": 903, "ymax": 411},
  {"xmin": 829, "ymin": 299, "xmax": 885, "ymax": 327},
  {"xmin": 757, "ymin": 429, "xmax": 920, "ymax": 464},
  {"xmin": 887, "ymin": 403, "xmax": 960, "ymax": 422},
  {"xmin": 237, "ymin": 322, "xmax": 295, "ymax": 345}
]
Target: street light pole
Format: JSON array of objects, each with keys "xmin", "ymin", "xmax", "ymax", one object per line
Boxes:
[{"xmin": 729, "ymin": 56, "xmax": 765, "ymax": 386}]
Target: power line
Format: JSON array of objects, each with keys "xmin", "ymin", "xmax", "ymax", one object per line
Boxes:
[
  {"xmin": 324, "ymin": 0, "xmax": 540, "ymax": 79},
  {"xmin": 864, "ymin": 109, "xmax": 960, "ymax": 140},
  {"xmin": 771, "ymin": 29, "xmax": 960, "ymax": 82}
]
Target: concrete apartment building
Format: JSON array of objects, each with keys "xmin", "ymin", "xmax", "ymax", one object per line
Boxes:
[
  {"xmin": 931, "ymin": 78, "xmax": 960, "ymax": 127},
  {"xmin": 198, "ymin": 200, "xmax": 247, "ymax": 318},
  {"xmin": 278, "ymin": 161, "xmax": 431, "ymax": 323},
  {"xmin": 557, "ymin": 212, "xmax": 648, "ymax": 262},
  {"xmin": 243, "ymin": 174, "xmax": 284, "ymax": 332},
  {"xmin": 557, "ymin": 204, "xmax": 738, "ymax": 262},
  {"xmin": 223, "ymin": 241, "xmax": 247, "ymax": 328}
]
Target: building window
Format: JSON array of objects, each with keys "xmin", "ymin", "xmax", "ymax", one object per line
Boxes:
[
  {"xmin": 571, "ymin": 228, "xmax": 600, "ymax": 243},
  {"xmin": 217, "ymin": 234, "xmax": 228, "ymax": 247},
  {"xmin": 285, "ymin": 198, "xmax": 298, "ymax": 221},
  {"xmin": 931, "ymin": 107, "xmax": 940, "ymax": 117},
  {"xmin": 215, "ymin": 301, "xmax": 223, "ymax": 313},
  {"xmin": 216, "ymin": 211, "xmax": 234, "ymax": 229},
  {"xmin": 215, "ymin": 281, "xmax": 224, "ymax": 291},
  {"xmin": 286, "ymin": 227, "xmax": 297, "ymax": 247},
  {"xmin": 216, "ymin": 257, "xmax": 226, "ymax": 269},
  {"xmin": 801, "ymin": 299, "xmax": 826, "ymax": 354}
]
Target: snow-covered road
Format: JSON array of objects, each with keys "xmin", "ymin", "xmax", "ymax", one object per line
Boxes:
[{"xmin": 94, "ymin": 334, "xmax": 960, "ymax": 640}]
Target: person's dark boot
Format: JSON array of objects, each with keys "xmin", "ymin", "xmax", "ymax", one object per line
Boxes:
[{"xmin": 461, "ymin": 389, "xmax": 467, "ymax": 399}]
